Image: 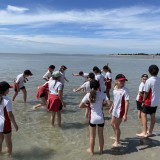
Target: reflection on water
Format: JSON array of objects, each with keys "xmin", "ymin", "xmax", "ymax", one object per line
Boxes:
[{"xmin": 0, "ymin": 54, "xmax": 160, "ymax": 160}]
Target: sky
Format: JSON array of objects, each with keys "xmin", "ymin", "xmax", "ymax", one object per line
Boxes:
[{"xmin": 0, "ymin": 0, "xmax": 160, "ymax": 54}]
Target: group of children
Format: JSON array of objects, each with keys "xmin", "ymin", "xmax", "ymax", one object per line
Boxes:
[{"xmin": 0, "ymin": 63, "xmax": 160, "ymax": 156}]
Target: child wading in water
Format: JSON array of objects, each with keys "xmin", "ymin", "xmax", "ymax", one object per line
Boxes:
[
  {"xmin": 0, "ymin": 81, "xmax": 18, "ymax": 156},
  {"xmin": 79, "ymin": 80, "xmax": 110, "ymax": 155},
  {"xmin": 47, "ymin": 71, "xmax": 66, "ymax": 127},
  {"xmin": 109, "ymin": 74, "xmax": 129, "ymax": 147},
  {"xmin": 136, "ymin": 74, "xmax": 148, "ymax": 120},
  {"xmin": 12, "ymin": 70, "xmax": 33, "ymax": 103}
]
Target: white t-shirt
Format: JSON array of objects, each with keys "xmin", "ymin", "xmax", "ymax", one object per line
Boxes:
[
  {"xmin": 80, "ymin": 81, "xmax": 90, "ymax": 93},
  {"xmin": 43, "ymin": 70, "xmax": 52, "ymax": 80},
  {"xmin": 112, "ymin": 87, "xmax": 129, "ymax": 118},
  {"xmin": 82, "ymin": 91, "xmax": 108, "ymax": 124},
  {"xmin": 60, "ymin": 71, "xmax": 65, "ymax": 85},
  {"xmin": 95, "ymin": 73, "xmax": 106, "ymax": 92},
  {"xmin": 48, "ymin": 80, "xmax": 62, "ymax": 95},
  {"xmin": 83, "ymin": 73, "xmax": 89, "ymax": 81},
  {"xmin": 0, "ymin": 96, "xmax": 12, "ymax": 132},
  {"xmin": 15, "ymin": 73, "xmax": 26, "ymax": 88},
  {"xmin": 104, "ymin": 72, "xmax": 112, "ymax": 80},
  {"xmin": 143, "ymin": 76, "xmax": 160, "ymax": 107},
  {"xmin": 136, "ymin": 82, "xmax": 145, "ymax": 102}
]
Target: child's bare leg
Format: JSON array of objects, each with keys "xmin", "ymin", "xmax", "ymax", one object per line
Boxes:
[
  {"xmin": 12, "ymin": 91, "xmax": 18, "ymax": 101},
  {"xmin": 22, "ymin": 88, "xmax": 27, "ymax": 103},
  {"xmin": 4, "ymin": 133, "xmax": 12, "ymax": 156},
  {"xmin": 136, "ymin": 112, "xmax": 147, "ymax": 137},
  {"xmin": 88, "ymin": 126, "xmax": 96, "ymax": 155},
  {"xmin": 110, "ymin": 116, "xmax": 116, "ymax": 139},
  {"xmin": 33, "ymin": 97, "xmax": 46, "ymax": 110},
  {"xmin": 51, "ymin": 112, "xmax": 56, "ymax": 127},
  {"xmin": 0, "ymin": 133, "xmax": 4, "ymax": 154},
  {"xmin": 98, "ymin": 126, "xmax": 104, "ymax": 154},
  {"xmin": 148, "ymin": 113, "xmax": 156, "ymax": 135},
  {"xmin": 112, "ymin": 118, "xmax": 122, "ymax": 147},
  {"xmin": 57, "ymin": 111, "xmax": 61, "ymax": 127},
  {"xmin": 138, "ymin": 110, "xmax": 142, "ymax": 120}
]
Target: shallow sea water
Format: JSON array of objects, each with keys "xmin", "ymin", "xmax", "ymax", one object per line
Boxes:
[{"xmin": 0, "ymin": 53, "xmax": 160, "ymax": 160}]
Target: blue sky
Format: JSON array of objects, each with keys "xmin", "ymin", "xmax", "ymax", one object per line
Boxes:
[{"xmin": 0, "ymin": 0, "xmax": 160, "ymax": 54}]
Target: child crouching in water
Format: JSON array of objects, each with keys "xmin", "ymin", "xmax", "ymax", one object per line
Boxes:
[
  {"xmin": 79, "ymin": 80, "xmax": 111, "ymax": 155},
  {"xmin": 109, "ymin": 74, "xmax": 129, "ymax": 147},
  {"xmin": 0, "ymin": 81, "xmax": 18, "ymax": 156}
]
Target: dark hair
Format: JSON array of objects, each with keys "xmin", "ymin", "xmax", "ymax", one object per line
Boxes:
[
  {"xmin": 148, "ymin": 65, "xmax": 159, "ymax": 76},
  {"xmin": 79, "ymin": 71, "xmax": 84, "ymax": 76},
  {"xmin": 103, "ymin": 64, "xmax": 111, "ymax": 73},
  {"xmin": 93, "ymin": 66, "xmax": 101, "ymax": 73},
  {"xmin": 89, "ymin": 80, "xmax": 99, "ymax": 103},
  {"xmin": 61, "ymin": 65, "xmax": 67, "ymax": 70},
  {"xmin": 141, "ymin": 74, "xmax": 148, "ymax": 78},
  {"xmin": 88, "ymin": 72, "xmax": 95, "ymax": 80},
  {"xmin": 49, "ymin": 65, "xmax": 55, "ymax": 70},
  {"xmin": 24, "ymin": 70, "xmax": 33, "ymax": 76}
]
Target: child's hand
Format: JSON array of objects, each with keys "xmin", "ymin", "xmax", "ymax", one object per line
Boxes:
[
  {"xmin": 15, "ymin": 124, "xmax": 19, "ymax": 132},
  {"xmin": 73, "ymin": 88, "xmax": 76, "ymax": 92},
  {"xmin": 62, "ymin": 102, "xmax": 66, "ymax": 107},
  {"xmin": 122, "ymin": 115, "xmax": 127, "ymax": 122}
]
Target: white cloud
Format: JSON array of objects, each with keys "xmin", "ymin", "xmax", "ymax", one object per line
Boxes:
[
  {"xmin": 7, "ymin": 5, "xmax": 29, "ymax": 13},
  {"xmin": 0, "ymin": 5, "xmax": 160, "ymax": 53}
]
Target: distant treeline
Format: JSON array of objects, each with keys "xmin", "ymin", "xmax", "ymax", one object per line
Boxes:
[{"xmin": 111, "ymin": 53, "xmax": 160, "ymax": 56}]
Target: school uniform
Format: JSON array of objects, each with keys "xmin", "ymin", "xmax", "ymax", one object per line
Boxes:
[
  {"xmin": 95, "ymin": 74, "xmax": 106, "ymax": 93},
  {"xmin": 82, "ymin": 91, "xmax": 108, "ymax": 126},
  {"xmin": 43, "ymin": 70, "xmax": 52, "ymax": 80},
  {"xmin": 142, "ymin": 76, "xmax": 160, "ymax": 114},
  {"xmin": 14, "ymin": 73, "xmax": 26, "ymax": 90},
  {"xmin": 0, "ymin": 96, "xmax": 12, "ymax": 134},
  {"xmin": 104, "ymin": 72, "xmax": 112, "ymax": 89},
  {"xmin": 47, "ymin": 80, "xmax": 63, "ymax": 112},
  {"xmin": 136, "ymin": 82, "xmax": 144, "ymax": 110},
  {"xmin": 112, "ymin": 87, "xmax": 129, "ymax": 118}
]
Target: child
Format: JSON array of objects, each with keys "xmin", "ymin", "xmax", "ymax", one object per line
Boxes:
[
  {"xmin": 43, "ymin": 65, "xmax": 55, "ymax": 81},
  {"xmin": 79, "ymin": 80, "xmax": 110, "ymax": 155},
  {"xmin": 93, "ymin": 66, "xmax": 106, "ymax": 93},
  {"xmin": 12, "ymin": 70, "xmax": 33, "ymax": 103},
  {"xmin": 47, "ymin": 71, "xmax": 66, "ymax": 127},
  {"xmin": 32, "ymin": 82, "xmax": 49, "ymax": 110},
  {"xmin": 0, "ymin": 81, "xmax": 18, "ymax": 156},
  {"xmin": 136, "ymin": 74, "xmax": 148, "ymax": 120},
  {"xmin": 72, "ymin": 71, "xmax": 89, "ymax": 82},
  {"xmin": 73, "ymin": 72, "xmax": 95, "ymax": 118},
  {"xmin": 102, "ymin": 64, "xmax": 112, "ymax": 99},
  {"xmin": 59, "ymin": 65, "xmax": 69, "ymax": 93},
  {"xmin": 109, "ymin": 74, "xmax": 129, "ymax": 147},
  {"xmin": 136, "ymin": 65, "xmax": 160, "ymax": 138}
]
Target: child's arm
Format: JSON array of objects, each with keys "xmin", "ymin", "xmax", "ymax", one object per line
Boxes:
[
  {"xmin": 73, "ymin": 87, "xmax": 84, "ymax": 93},
  {"xmin": 79, "ymin": 101, "xmax": 88, "ymax": 108},
  {"xmin": 123, "ymin": 100, "xmax": 129, "ymax": 122},
  {"xmin": 64, "ymin": 77, "xmax": 69, "ymax": 82},
  {"xmin": 58, "ymin": 90, "xmax": 66, "ymax": 107},
  {"xmin": 8, "ymin": 112, "xmax": 18, "ymax": 131},
  {"xmin": 72, "ymin": 73, "xmax": 80, "ymax": 76}
]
